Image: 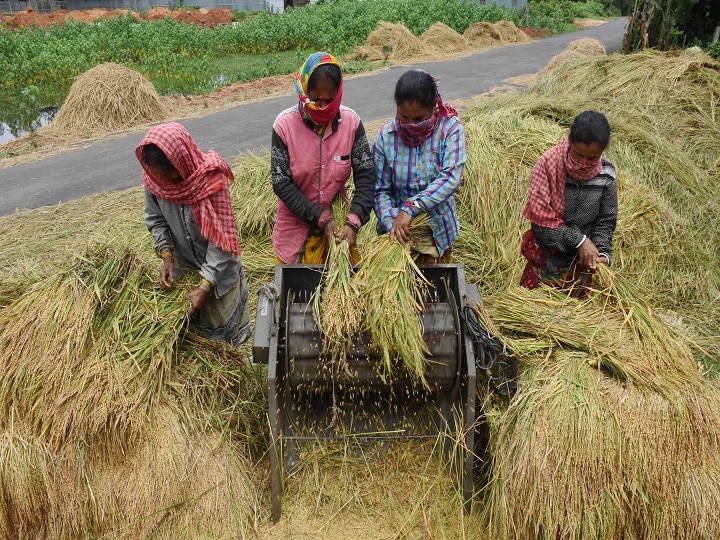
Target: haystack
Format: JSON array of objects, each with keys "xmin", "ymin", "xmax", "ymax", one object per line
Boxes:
[
  {"xmin": 463, "ymin": 21, "xmax": 502, "ymax": 46},
  {"xmin": 539, "ymin": 37, "xmax": 606, "ymax": 73},
  {"xmin": 346, "ymin": 21, "xmax": 427, "ymax": 62},
  {"xmin": 421, "ymin": 22, "xmax": 469, "ymax": 54},
  {"xmin": 494, "ymin": 19, "xmax": 530, "ymax": 42},
  {"xmin": 45, "ymin": 63, "xmax": 170, "ymax": 138},
  {"xmin": 478, "ymin": 269, "xmax": 720, "ymax": 539}
]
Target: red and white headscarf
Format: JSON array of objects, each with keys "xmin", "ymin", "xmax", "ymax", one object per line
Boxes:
[
  {"xmin": 522, "ymin": 136, "xmax": 603, "ymax": 228},
  {"xmin": 136, "ymin": 122, "xmax": 239, "ymax": 254}
]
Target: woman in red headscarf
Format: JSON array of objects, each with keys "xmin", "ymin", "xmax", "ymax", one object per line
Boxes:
[
  {"xmin": 520, "ymin": 110, "xmax": 618, "ymax": 298},
  {"xmin": 270, "ymin": 51, "xmax": 376, "ymax": 264},
  {"xmin": 136, "ymin": 122, "xmax": 251, "ymax": 346}
]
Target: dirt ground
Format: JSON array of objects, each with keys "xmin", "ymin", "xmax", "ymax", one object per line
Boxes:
[{"xmin": 1, "ymin": 6, "xmax": 235, "ymax": 28}]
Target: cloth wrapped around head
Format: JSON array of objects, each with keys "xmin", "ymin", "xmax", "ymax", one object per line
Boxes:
[
  {"xmin": 522, "ymin": 136, "xmax": 603, "ymax": 229},
  {"xmin": 136, "ymin": 122, "xmax": 239, "ymax": 255},
  {"xmin": 395, "ymin": 70, "xmax": 457, "ymax": 147},
  {"xmin": 294, "ymin": 51, "xmax": 343, "ymax": 130}
]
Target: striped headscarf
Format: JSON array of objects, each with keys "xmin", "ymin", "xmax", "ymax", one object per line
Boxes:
[
  {"xmin": 136, "ymin": 122, "xmax": 240, "ymax": 254},
  {"xmin": 294, "ymin": 51, "xmax": 343, "ymax": 134}
]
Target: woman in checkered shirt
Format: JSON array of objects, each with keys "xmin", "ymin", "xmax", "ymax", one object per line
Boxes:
[{"xmin": 520, "ymin": 110, "xmax": 618, "ymax": 298}]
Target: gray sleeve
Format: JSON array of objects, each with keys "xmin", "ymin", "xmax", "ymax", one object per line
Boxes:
[
  {"xmin": 199, "ymin": 244, "xmax": 239, "ymax": 298},
  {"xmin": 590, "ymin": 180, "xmax": 618, "ymax": 258},
  {"xmin": 144, "ymin": 189, "xmax": 174, "ymax": 254},
  {"xmin": 531, "ymin": 223, "xmax": 585, "ymax": 254},
  {"xmin": 348, "ymin": 121, "xmax": 376, "ymax": 226}
]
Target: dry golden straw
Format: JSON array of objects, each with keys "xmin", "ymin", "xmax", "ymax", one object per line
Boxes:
[{"xmin": 44, "ymin": 62, "xmax": 171, "ymax": 138}]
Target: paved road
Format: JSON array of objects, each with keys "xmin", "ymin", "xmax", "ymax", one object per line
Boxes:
[{"xmin": 0, "ymin": 18, "xmax": 627, "ymax": 216}]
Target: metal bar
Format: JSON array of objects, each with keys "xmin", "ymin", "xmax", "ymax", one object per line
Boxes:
[{"xmin": 281, "ymin": 434, "xmax": 443, "ymax": 441}]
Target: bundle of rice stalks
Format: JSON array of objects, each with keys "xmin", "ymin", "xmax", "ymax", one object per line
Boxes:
[
  {"xmin": 346, "ymin": 21, "xmax": 427, "ymax": 62},
  {"xmin": 0, "ymin": 410, "xmax": 264, "ymax": 539},
  {"xmin": 478, "ymin": 266, "xmax": 720, "ymax": 538},
  {"xmin": 539, "ymin": 37, "xmax": 606, "ymax": 74},
  {"xmin": 313, "ymin": 239, "xmax": 360, "ymax": 369},
  {"xmin": 483, "ymin": 275, "xmax": 700, "ymax": 394},
  {"xmin": 420, "ymin": 22, "xmax": 469, "ymax": 54},
  {"xmin": 230, "ymin": 151, "xmax": 276, "ymax": 240},
  {"xmin": 44, "ymin": 62, "xmax": 171, "ymax": 138},
  {"xmin": 463, "ymin": 21, "xmax": 502, "ymax": 46},
  {"xmin": 353, "ymin": 227, "xmax": 430, "ymax": 385},
  {"xmin": 0, "ymin": 246, "xmax": 189, "ymax": 448},
  {"xmin": 494, "ymin": 20, "xmax": 530, "ymax": 43},
  {"xmin": 481, "ymin": 350, "xmax": 720, "ymax": 539}
]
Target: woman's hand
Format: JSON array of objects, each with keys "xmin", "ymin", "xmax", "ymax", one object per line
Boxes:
[
  {"xmin": 322, "ymin": 219, "xmax": 339, "ymax": 245},
  {"xmin": 390, "ymin": 211, "xmax": 412, "ymax": 245},
  {"xmin": 160, "ymin": 257, "xmax": 175, "ymax": 288},
  {"xmin": 336, "ymin": 225, "xmax": 357, "ymax": 249},
  {"xmin": 577, "ymin": 238, "xmax": 601, "ymax": 272},
  {"xmin": 187, "ymin": 287, "xmax": 209, "ymax": 316}
]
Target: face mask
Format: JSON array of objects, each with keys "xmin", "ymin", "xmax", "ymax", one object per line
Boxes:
[
  {"xmin": 566, "ymin": 151, "xmax": 602, "ymax": 180},
  {"xmin": 396, "ymin": 112, "xmax": 438, "ymax": 147}
]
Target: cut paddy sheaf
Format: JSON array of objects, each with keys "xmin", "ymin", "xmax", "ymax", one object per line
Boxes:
[
  {"xmin": 345, "ymin": 19, "xmax": 528, "ymax": 63},
  {"xmin": 43, "ymin": 62, "xmax": 172, "ymax": 140},
  {"xmin": 0, "ymin": 44, "xmax": 719, "ymax": 536}
]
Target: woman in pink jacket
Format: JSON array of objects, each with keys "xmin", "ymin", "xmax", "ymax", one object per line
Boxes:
[{"xmin": 270, "ymin": 51, "xmax": 375, "ymax": 264}]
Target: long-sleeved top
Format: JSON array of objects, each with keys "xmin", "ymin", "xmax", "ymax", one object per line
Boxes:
[
  {"xmin": 144, "ymin": 190, "xmax": 241, "ymax": 298},
  {"xmin": 532, "ymin": 158, "xmax": 617, "ymax": 272},
  {"xmin": 373, "ymin": 116, "xmax": 466, "ymax": 256},
  {"xmin": 271, "ymin": 105, "xmax": 376, "ymax": 263}
]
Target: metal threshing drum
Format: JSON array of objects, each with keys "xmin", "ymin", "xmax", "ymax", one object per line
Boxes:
[{"xmin": 253, "ymin": 263, "xmax": 480, "ymax": 522}]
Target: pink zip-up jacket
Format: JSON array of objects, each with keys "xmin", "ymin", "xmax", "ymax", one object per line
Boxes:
[{"xmin": 270, "ymin": 104, "xmax": 375, "ymax": 263}]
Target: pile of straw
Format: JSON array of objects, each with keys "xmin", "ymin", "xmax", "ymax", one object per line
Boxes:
[
  {"xmin": 230, "ymin": 151, "xmax": 277, "ymax": 239},
  {"xmin": 539, "ymin": 37, "xmax": 607, "ymax": 74},
  {"xmin": 478, "ymin": 267, "xmax": 720, "ymax": 538},
  {"xmin": 494, "ymin": 20, "xmax": 530, "ymax": 43},
  {"xmin": 346, "ymin": 21, "xmax": 427, "ymax": 62},
  {"xmin": 0, "ymin": 246, "xmax": 267, "ymax": 537},
  {"xmin": 421, "ymin": 22, "xmax": 469, "ymax": 54},
  {"xmin": 45, "ymin": 62, "xmax": 171, "ymax": 138},
  {"xmin": 463, "ymin": 20, "xmax": 529, "ymax": 47},
  {"xmin": 463, "ymin": 21, "xmax": 502, "ymax": 45}
]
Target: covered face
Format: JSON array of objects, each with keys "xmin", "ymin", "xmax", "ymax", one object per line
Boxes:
[{"xmin": 294, "ymin": 52, "xmax": 343, "ymax": 127}]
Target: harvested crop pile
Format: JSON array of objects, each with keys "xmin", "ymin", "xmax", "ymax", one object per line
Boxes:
[
  {"xmin": 463, "ymin": 20, "xmax": 529, "ymax": 46},
  {"xmin": 421, "ymin": 22, "xmax": 469, "ymax": 54},
  {"xmin": 44, "ymin": 63, "xmax": 171, "ymax": 139},
  {"xmin": 463, "ymin": 21, "xmax": 502, "ymax": 45},
  {"xmin": 345, "ymin": 21, "xmax": 427, "ymax": 62},
  {"xmin": 0, "ymin": 246, "xmax": 267, "ymax": 538},
  {"xmin": 540, "ymin": 37, "xmax": 607, "ymax": 73},
  {"xmin": 494, "ymin": 19, "xmax": 530, "ymax": 42},
  {"xmin": 477, "ymin": 268, "xmax": 720, "ymax": 539}
]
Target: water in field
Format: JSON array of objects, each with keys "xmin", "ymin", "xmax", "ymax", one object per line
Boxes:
[{"xmin": 0, "ymin": 107, "xmax": 58, "ymax": 144}]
